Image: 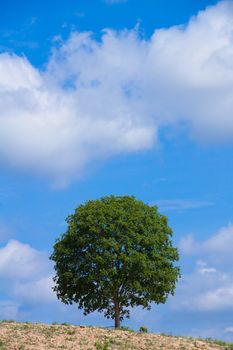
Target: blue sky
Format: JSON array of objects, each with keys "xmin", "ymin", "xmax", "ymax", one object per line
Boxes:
[{"xmin": 1, "ymin": 0, "xmax": 233, "ymax": 341}]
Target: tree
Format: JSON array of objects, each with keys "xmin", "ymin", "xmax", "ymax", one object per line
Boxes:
[{"xmin": 50, "ymin": 195, "xmax": 180, "ymax": 328}]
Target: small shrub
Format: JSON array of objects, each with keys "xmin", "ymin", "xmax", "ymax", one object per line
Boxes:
[{"xmin": 139, "ymin": 326, "xmax": 148, "ymax": 333}]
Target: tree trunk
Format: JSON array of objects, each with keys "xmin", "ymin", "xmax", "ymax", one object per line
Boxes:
[{"xmin": 114, "ymin": 299, "xmax": 120, "ymax": 329}]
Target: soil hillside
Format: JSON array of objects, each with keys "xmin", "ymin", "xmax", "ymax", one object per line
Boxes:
[{"xmin": 0, "ymin": 322, "xmax": 232, "ymax": 350}]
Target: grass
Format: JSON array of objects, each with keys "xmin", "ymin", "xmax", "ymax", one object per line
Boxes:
[
  {"xmin": 159, "ymin": 333, "xmax": 233, "ymax": 349},
  {"xmin": 205, "ymin": 338, "xmax": 233, "ymax": 349}
]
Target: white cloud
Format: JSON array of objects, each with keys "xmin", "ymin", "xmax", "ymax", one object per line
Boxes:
[
  {"xmin": 224, "ymin": 327, "xmax": 233, "ymax": 333},
  {"xmin": 1, "ymin": 1, "xmax": 233, "ymax": 184},
  {"xmin": 180, "ymin": 223, "xmax": 233, "ymax": 255},
  {"xmin": 0, "ymin": 240, "xmax": 58, "ymax": 316},
  {"xmin": 0, "ymin": 48, "xmax": 155, "ymax": 186},
  {"xmin": 174, "ymin": 223, "xmax": 233, "ymax": 312},
  {"xmin": 196, "ymin": 284, "xmax": 233, "ymax": 311},
  {"xmin": 0, "ymin": 240, "xmax": 97, "ymax": 323},
  {"xmin": 14, "ymin": 276, "xmax": 56, "ymax": 304},
  {"xmin": 156, "ymin": 199, "xmax": 214, "ymax": 211},
  {"xmin": 172, "ymin": 259, "xmax": 233, "ymax": 311},
  {"xmin": 0, "ymin": 240, "xmax": 51, "ymax": 280}
]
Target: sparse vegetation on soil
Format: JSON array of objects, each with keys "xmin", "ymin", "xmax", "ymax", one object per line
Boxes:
[{"xmin": 0, "ymin": 321, "xmax": 232, "ymax": 350}]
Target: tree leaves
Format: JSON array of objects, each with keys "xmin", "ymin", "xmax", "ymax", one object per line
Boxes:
[{"xmin": 50, "ymin": 195, "xmax": 180, "ymax": 326}]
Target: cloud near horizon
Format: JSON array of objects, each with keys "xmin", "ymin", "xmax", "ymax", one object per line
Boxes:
[
  {"xmin": 180, "ymin": 223, "xmax": 233, "ymax": 255},
  {"xmin": 1, "ymin": 1, "xmax": 233, "ymax": 185},
  {"xmin": 173, "ymin": 224, "xmax": 233, "ymax": 315},
  {"xmin": 0, "ymin": 240, "xmax": 97, "ymax": 323},
  {"xmin": 0, "ymin": 240, "xmax": 57, "ymax": 320}
]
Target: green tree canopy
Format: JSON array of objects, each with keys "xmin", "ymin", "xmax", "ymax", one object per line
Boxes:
[{"xmin": 50, "ymin": 195, "xmax": 180, "ymax": 328}]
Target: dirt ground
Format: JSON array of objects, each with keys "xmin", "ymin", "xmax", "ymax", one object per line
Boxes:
[{"xmin": 0, "ymin": 322, "xmax": 231, "ymax": 350}]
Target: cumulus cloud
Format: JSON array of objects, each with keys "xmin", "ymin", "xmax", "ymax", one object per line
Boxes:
[
  {"xmin": 1, "ymin": 1, "xmax": 233, "ymax": 184},
  {"xmin": 0, "ymin": 240, "xmax": 105, "ymax": 322},
  {"xmin": 173, "ymin": 263, "xmax": 233, "ymax": 312},
  {"xmin": 0, "ymin": 240, "xmax": 51, "ymax": 280},
  {"xmin": 196, "ymin": 284, "xmax": 233, "ymax": 311},
  {"xmin": 173, "ymin": 259, "xmax": 233, "ymax": 311},
  {"xmin": 173, "ymin": 223, "xmax": 233, "ymax": 312},
  {"xmin": 0, "ymin": 49, "xmax": 155, "ymax": 187},
  {"xmin": 14, "ymin": 276, "xmax": 55, "ymax": 304},
  {"xmin": 180, "ymin": 223, "xmax": 233, "ymax": 255},
  {"xmin": 0, "ymin": 240, "xmax": 57, "ymax": 319}
]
